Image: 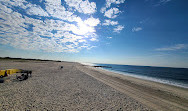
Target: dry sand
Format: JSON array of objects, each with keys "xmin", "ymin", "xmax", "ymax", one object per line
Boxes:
[
  {"xmin": 78, "ymin": 65, "xmax": 188, "ymax": 111},
  {"xmin": 0, "ymin": 59, "xmax": 187, "ymax": 111}
]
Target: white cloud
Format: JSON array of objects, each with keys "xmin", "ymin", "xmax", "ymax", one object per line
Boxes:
[
  {"xmin": 45, "ymin": 0, "xmax": 62, "ymax": 5},
  {"xmin": 106, "ymin": 0, "xmax": 125, "ymax": 8},
  {"xmin": 90, "ymin": 38, "xmax": 97, "ymax": 41},
  {"xmin": 64, "ymin": 0, "xmax": 96, "ymax": 14},
  {"xmin": 45, "ymin": 0, "xmax": 78, "ymax": 22},
  {"xmin": 107, "ymin": 37, "xmax": 112, "ymax": 39},
  {"xmin": 2, "ymin": 0, "xmax": 28, "ymax": 9},
  {"xmin": 102, "ymin": 19, "xmax": 118, "ymax": 26},
  {"xmin": 0, "ymin": 3, "xmax": 13, "ymax": 13},
  {"xmin": 104, "ymin": 8, "xmax": 120, "ymax": 19},
  {"xmin": 26, "ymin": 5, "xmax": 49, "ymax": 16},
  {"xmin": 156, "ymin": 44, "xmax": 187, "ymax": 51},
  {"xmin": 100, "ymin": 7, "xmax": 107, "ymax": 14},
  {"xmin": 70, "ymin": 21, "xmax": 96, "ymax": 35},
  {"xmin": 100, "ymin": 0, "xmax": 124, "ymax": 28},
  {"xmin": 100, "ymin": 0, "xmax": 125, "ymax": 13},
  {"xmin": 0, "ymin": 0, "xmax": 99, "ymax": 53},
  {"xmin": 113, "ymin": 25, "xmax": 124, "ymax": 33},
  {"xmin": 84, "ymin": 17, "xmax": 100, "ymax": 27},
  {"xmin": 0, "ymin": 0, "xmax": 125, "ymax": 53},
  {"xmin": 132, "ymin": 27, "xmax": 142, "ymax": 32}
]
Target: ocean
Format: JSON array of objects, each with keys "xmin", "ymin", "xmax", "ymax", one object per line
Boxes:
[{"xmin": 94, "ymin": 63, "xmax": 188, "ymax": 88}]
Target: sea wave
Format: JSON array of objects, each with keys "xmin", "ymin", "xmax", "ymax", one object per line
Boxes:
[{"xmin": 98, "ymin": 67, "xmax": 188, "ymax": 89}]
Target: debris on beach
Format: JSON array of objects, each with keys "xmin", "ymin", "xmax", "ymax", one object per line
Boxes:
[
  {"xmin": 60, "ymin": 66, "xmax": 64, "ymax": 69},
  {"xmin": 16, "ymin": 70, "xmax": 32, "ymax": 81},
  {"xmin": 0, "ymin": 69, "xmax": 32, "ymax": 82}
]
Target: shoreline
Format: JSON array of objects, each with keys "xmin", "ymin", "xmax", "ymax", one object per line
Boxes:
[
  {"xmin": 81, "ymin": 62, "xmax": 188, "ymax": 89},
  {"xmin": 96, "ymin": 67, "xmax": 188, "ymax": 89},
  {"xmin": 77, "ymin": 64, "xmax": 188, "ymax": 110},
  {"xmin": 0, "ymin": 60, "xmax": 187, "ymax": 110},
  {"xmin": 85, "ymin": 65, "xmax": 188, "ymax": 97}
]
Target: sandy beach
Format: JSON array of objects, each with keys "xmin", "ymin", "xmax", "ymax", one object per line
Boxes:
[{"xmin": 0, "ymin": 59, "xmax": 188, "ymax": 111}]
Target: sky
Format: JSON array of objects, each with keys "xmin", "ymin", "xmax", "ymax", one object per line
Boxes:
[{"xmin": 0, "ymin": 0, "xmax": 188, "ymax": 68}]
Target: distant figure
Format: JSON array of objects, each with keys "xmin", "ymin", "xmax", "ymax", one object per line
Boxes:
[
  {"xmin": 4, "ymin": 71, "xmax": 8, "ymax": 77},
  {"xmin": 27, "ymin": 70, "xmax": 32, "ymax": 77},
  {"xmin": 60, "ymin": 66, "xmax": 63, "ymax": 69}
]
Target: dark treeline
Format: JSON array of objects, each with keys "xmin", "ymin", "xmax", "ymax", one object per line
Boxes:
[{"xmin": 0, "ymin": 57, "xmax": 62, "ymax": 62}]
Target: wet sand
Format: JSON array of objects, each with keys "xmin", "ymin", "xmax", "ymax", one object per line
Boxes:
[{"xmin": 0, "ymin": 59, "xmax": 187, "ymax": 110}]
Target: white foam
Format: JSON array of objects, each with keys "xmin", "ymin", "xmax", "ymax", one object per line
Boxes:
[
  {"xmin": 99, "ymin": 67, "xmax": 188, "ymax": 89},
  {"xmin": 80, "ymin": 62, "xmax": 96, "ymax": 66}
]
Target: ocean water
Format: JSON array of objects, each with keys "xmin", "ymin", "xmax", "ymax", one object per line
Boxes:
[{"xmin": 95, "ymin": 63, "xmax": 188, "ymax": 88}]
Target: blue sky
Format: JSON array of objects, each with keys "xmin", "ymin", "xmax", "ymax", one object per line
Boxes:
[{"xmin": 0, "ymin": 0, "xmax": 188, "ymax": 68}]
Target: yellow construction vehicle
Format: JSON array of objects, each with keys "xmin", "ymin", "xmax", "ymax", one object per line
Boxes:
[
  {"xmin": 0, "ymin": 70, "xmax": 6, "ymax": 78},
  {"xmin": 0, "ymin": 69, "xmax": 32, "ymax": 82},
  {"xmin": 0, "ymin": 69, "xmax": 21, "ymax": 78},
  {"xmin": 0, "ymin": 69, "xmax": 32, "ymax": 78}
]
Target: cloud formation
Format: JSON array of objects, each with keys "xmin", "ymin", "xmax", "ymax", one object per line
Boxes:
[
  {"xmin": 156, "ymin": 44, "xmax": 187, "ymax": 51},
  {"xmin": 101, "ymin": 0, "xmax": 125, "ymax": 13},
  {"xmin": 64, "ymin": 0, "xmax": 96, "ymax": 14},
  {"xmin": 26, "ymin": 5, "xmax": 49, "ymax": 16},
  {"xmin": 103, "ymin": 19, "xmax": 118, "ymax": 26},
  {"xmin": 104, "ymin": 8, "xmax": 120, "ymax": 19},
  {"xmin": 132, "ymin": 27, "xmax": 142, "ymax": 32},
  {"xmin": 84, "ymin": 17, "xmax": 100, "ymax": 27},
  {"xmin": 0, "ymin": 0, "xmax": 125, "ymax": 53},
  {"xmin": 113, "ymin": 25, "xmax": 124, "ymax": 33}
]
